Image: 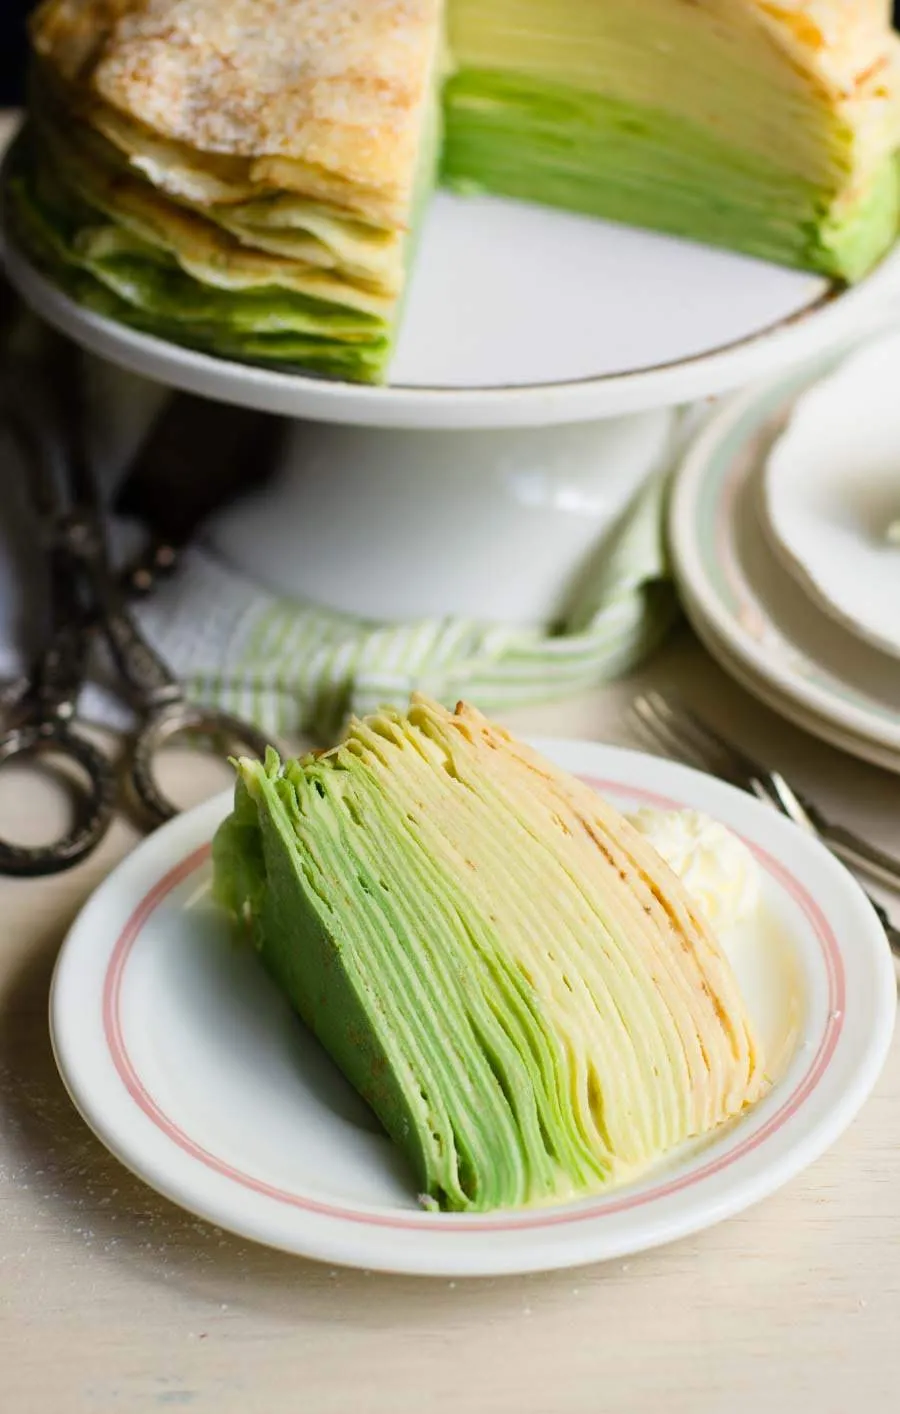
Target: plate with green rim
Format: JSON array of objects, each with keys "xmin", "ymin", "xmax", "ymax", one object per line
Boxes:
[
  {"xmin": 670, "ymin": 360, "xmax": 900, "ymax": 763},
  {"xmin": 49, "ymin": 740, "xmax": 895, "ymax": 1276},
  {"xmin": 683, "ymin": 592, "xmax": 900, "ymax": 777}
]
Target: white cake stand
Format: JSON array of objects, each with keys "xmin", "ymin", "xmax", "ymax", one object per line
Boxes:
[{"xmin": 5, "ymin": 190, "xmax": 900, "ymax": 626}]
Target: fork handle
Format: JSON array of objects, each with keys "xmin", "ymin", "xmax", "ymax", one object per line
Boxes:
[
  {"xmin": 748, "ymin": 779, "xmax": 900, "ymax": 960},
  {"xmin": 864, "ymin": 895, "xmax": 900, "ymax": 960},
  {"xmin": 809, "ymin": 817, "xmax": 900, "ymax": 895}
]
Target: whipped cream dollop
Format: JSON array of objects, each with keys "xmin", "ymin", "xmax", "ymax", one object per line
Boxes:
[{"xmin": 627, "ymin": 807, "xmax": 760, "ymax": 932}]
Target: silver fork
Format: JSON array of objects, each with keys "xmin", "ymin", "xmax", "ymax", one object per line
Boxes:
[
  {"xmin": 631, "ymin": 691, "xmax": 900, "ymax": 958},
  {"xmin": 632, "ymin": 692, "xmax": 900, "ymax": 889}
]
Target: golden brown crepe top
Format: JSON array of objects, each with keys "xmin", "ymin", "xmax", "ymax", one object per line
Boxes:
[
  {"xmin": 30, "ymin": 0, "xmax": 442, "ymax": 226},
  {"xmin": 752, "ymin": 1, "xmax": 899, "ymax": 97},
  {"xmin": 29, "ymin": 0, "xmax": 900, "ymax": 223}
]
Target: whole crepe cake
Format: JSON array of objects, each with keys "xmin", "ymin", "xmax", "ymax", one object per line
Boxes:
[
  {"xmin": 6, "ymin": 0, "xmax": 900, "ymax": 383},
  {"xmin": 213, "ymin": 697, "xmax": 765, "ymax": 1213}
]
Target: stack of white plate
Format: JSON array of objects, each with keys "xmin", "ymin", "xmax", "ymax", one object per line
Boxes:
[{"xmin": 670, "ymin": 332, "xmax": 900, "ymax": 774}]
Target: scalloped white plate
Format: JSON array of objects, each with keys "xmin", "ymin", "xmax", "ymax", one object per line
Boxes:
[
  {"xmin": 762, "ymin": 333, "xmax": 900, "ymax": 660},
  {"xmin": 670, "ymin": 364, "xmax": 900, "ymax": 764},
  {"xmin": 49, "ymin": 742, "xmax": 895, "ymax": 1276}
]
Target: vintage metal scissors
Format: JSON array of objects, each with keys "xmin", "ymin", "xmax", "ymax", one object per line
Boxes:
[{"xmin": 0, "ymin": 334, "xmax": 277, "ymax": 876}]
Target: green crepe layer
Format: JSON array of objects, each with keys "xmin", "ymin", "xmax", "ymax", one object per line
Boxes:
[
  {"xmin": 213, "ymin": 697, "xmax": 764, "ymax": 1212},
  {"xmin": 442, "ymin": 69, "xmax": 900, "ymax": 282},
  {"xmin": 10, "ymin": 1, "xmax": 900, "ymax": 382},
  {"xmin": 3, "ymin": 126, "xmax": 394, "ymax": 383}
]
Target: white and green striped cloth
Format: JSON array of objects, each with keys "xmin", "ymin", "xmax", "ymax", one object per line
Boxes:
[{"xmin": 131, "ymin": 469, "xmax": 676, "ymax": 741}]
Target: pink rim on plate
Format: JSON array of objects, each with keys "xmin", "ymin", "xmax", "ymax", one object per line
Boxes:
[{"xmin": 101, "ymin": 778, "xmax": 844, "ymax": 1235}]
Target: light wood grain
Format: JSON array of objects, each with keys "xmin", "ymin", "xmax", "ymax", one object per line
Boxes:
[{"xmin": 1, "ymin": 628, "xmax": 898, "ymax": 1413}]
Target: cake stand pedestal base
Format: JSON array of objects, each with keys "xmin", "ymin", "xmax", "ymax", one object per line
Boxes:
[
  {"xmin": 9, "ymin": 191, "xmax": 898, "ymax": 627},
  {"xmin": 204, "ymin": 408, "xmax": 677, "ymax": 627},
  {"xmin": 85, "ymin": 356, "xmax": 675, "ymax": 626}
]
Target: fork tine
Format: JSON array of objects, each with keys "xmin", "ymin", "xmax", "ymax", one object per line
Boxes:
[
  {"xmin": 632, "ymin": 693, "xmax": 780, "ymax": 808},
  {"xmin": 639, "ymin": 692, "xmax": 743, "ymax": 782},
  {"xmin": 636, "ymin": 695, "xmax": 900, "ymax": 926},
  {"xmin": 630, "ymin": 696, "xmax": 684, "ymax": 758},
  {"xmin": 630, "ymin": 695, "xmax": 719, "ymax": 775},
  {"xmin": 661, "ymin": 694, "xmax": 765, "ymax": 782},
  {"xmin": 632, "ymin": 693, "xmax": 736, "ymax": 781}
]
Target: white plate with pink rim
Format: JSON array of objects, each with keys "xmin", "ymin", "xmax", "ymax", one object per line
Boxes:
[
  {"xmin": 761, "ymin": 332, "xmax": 900, "ymax": 661},
  {"xmin": 50, "ymin": 741, "xmax": 895, "ymax": 1277}
]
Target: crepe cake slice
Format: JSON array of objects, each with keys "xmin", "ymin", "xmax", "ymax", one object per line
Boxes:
[
  {"xmin": 15, "ymin": 0, "xmax": 444, "ymax": 382},
  {"xmin": 444, "ymin": 0, "xmax": 900, "ymax": 280},
  {"xmin": 213, "ymin": 697, "xmax": 765, "ymax": 1214}
]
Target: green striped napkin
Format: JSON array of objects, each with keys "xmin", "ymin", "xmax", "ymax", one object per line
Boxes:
[{"xmin": 135, "ymin": 468, "xmax": 676, "ymax": 741}]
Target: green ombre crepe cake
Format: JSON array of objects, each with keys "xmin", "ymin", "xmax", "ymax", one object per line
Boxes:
[
  {"xmin": 9, "ymin": 0, "xmax": 900, "ymax": 384},
  {"xmin": 213, "ymin": 697, "xmax": 764, "ymax": 1212}
]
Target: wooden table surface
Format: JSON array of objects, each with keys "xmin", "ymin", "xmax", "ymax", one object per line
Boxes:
[{"xmin": 1, "ymin": 627, "xmax": 898, "ymax": 1414}]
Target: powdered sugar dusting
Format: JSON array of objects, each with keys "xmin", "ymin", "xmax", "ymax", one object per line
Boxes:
[{"xmin": 33, "ymin": 0, "xmax": 442, "ymax": 209}]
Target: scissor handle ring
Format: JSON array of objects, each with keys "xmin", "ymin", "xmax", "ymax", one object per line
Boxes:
[
  {"xmin": 0, "ymin": 720, "xmax": 118, "ymax": 877},
  {"xmin": 130, "ymin": 704, "xmax": 275, "ymax": 828}
]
